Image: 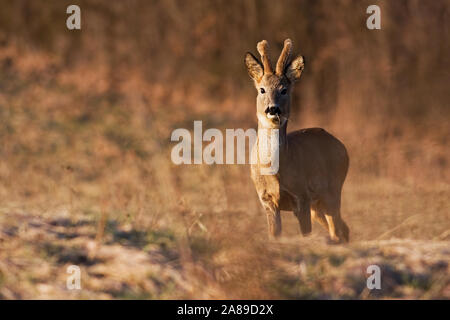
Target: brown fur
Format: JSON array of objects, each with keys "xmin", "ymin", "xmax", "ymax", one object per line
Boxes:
[{"xmin": 245, "ymin": 39, "xmax": 350, "ymax": 243}]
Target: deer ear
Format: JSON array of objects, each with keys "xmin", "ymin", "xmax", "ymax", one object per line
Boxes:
[
  {"xmin": 285, "ymin": 55, "xmax": 305, "ymax": 82},
  {"xmin": 244, "ymin": 52, "xmax": 263, "ymax": 81}
]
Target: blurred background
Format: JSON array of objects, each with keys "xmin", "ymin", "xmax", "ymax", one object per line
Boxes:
[{"xmin": 0, "ymin": 0, "xmax": 448, "ymax": 299}]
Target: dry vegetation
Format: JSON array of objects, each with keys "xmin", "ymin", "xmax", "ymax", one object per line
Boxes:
[{"xmin": 0, "ymin": 0, "xmax": 449, "ymax": 299}]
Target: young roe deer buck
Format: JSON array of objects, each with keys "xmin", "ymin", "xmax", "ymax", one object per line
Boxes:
[{"xmin": 245, "ymin": 39, "xmax": 350, "ymax": 243}]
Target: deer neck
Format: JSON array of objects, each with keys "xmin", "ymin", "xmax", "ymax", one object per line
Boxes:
[
  {"xmin": 257, "ymin": 120, "xmax": 288, "ymax": 151},
  {"xmin": 255, "ymin": 119, "xmax": 288, "ymax": 176}
]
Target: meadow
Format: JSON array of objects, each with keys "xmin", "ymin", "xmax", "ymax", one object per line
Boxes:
[{"xmin": 0, "ymin": 0, "xmax": 448, "ymax": 299}]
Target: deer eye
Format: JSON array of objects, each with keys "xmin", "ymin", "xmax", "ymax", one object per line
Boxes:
[
  {"xmin": 260, "ymin": 88, "xmax": 266, "ymax": 94},
  {"xmin": 281, "ymin": 88, "xmax": 287, "ymax": 95}
]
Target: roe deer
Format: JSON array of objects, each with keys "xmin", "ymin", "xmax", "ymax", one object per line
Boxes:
[{"xmin": 245, "ymin": 39, "xmax": 350, "ymax": 243}]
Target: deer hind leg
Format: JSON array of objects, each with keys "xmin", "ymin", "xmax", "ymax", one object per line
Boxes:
[
  {"xmin": 293, "ymin": 196, "xmax": 312, "ymax": 236},
  {"xmin": 324, "ymin": 213, "xmax": 349, "ymax": 243},
  {"xmin": 323, "ymin": 196, "xmax": 349, "ymax": 244},
  {"xmin": 310, "ymin": 203, "xmax": 329, "ymax": 231},
  {"xmin": 324, "ymin": 214, "xmax": 340, "ymax": 243}
]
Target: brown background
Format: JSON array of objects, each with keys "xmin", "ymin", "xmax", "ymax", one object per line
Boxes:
[{"xmin": 0, "ymin": 0, "xmax": 448, "ymax": 299}]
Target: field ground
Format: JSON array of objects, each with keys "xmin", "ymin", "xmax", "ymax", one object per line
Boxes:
[{"xmin": 0, "ymin": 154, "xmax": 448, "ymax": 298}]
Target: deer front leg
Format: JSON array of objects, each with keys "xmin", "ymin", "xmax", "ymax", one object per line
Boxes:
[
  {"xmin": 259, "ymin": 192, "xmax": 282, "ymax": 238},
  {"xmin": 294, "ymin": 196, "xmax": 312, "ymax": 236},
  {"xmin": 266, "ymin": 206, "xmax": 281, "ymax": 238}
]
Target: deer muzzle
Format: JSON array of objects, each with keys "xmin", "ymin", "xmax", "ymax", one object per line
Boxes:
[{"xmin": 265, "ymin": 106, "xmax": 281, "ymax": 118}]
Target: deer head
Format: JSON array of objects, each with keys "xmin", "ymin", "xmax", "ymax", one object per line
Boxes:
[{"xmin": 244, "ymin": 39, "xmax": 305, "ymax": 129}]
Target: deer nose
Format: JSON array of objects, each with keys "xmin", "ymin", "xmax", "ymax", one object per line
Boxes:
[{"xmin": 265, "ymin": 106, "xmax": 281, "ymax": 116}]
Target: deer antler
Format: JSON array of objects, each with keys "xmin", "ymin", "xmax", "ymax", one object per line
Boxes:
[
  {"xmin": 276, "ymin": 39, "xmax": 292, "ymax": 75},
  {"xmin": 257, "ymin": 40, "xmax": 273, "ymax": 75}
]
